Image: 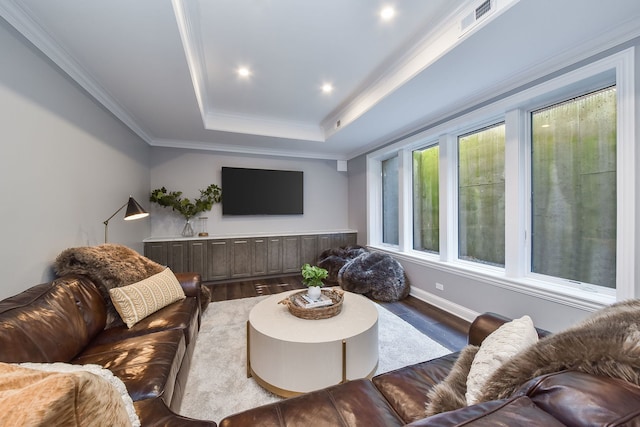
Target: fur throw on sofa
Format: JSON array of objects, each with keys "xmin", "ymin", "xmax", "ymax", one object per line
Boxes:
[
  {"xmin": 426, "ymin": 299, "xmax": 640, "ymax": 415},
  {"xmin": 54, "ymin": 244, "xmax": 165, "ymax": 326},
  {"xmin": 338, "ymin": 251, "xmax": 410, "ymax": 302}
]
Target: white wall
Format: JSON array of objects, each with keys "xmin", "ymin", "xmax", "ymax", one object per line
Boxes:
[
  {"xmin": 149, "ymin": 148, "xmax": 350, "ymax": 238},
  {"xmin": 0, "ymin": 20, "xmax": 151, "ymax": 299}
]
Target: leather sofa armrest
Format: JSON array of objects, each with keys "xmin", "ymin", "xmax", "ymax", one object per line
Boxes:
[
  {"xmin": 134, "ymin": 397, "xmax": 216, "ymax": 427},
  {"xmin": 468, "ymin": 312, "xmax": 512, "ymax": 346},
  {"xmin": 468, "ymin": 312, "xmax": 551, "ymax": 346},
  {"xmin": 174, "ymin": 272, "xmax": 202, "ymax": 298}
]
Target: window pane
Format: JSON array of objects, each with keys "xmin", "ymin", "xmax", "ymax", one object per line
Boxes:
[
  {"xmin": 531, "ymin": 87, "xmax": 616, "ymax": 288},
  {"xmin": 382, "ymin": 156, "xmax": 399, "ymax": 245},
  {"xmin": 413, "ymin": 145, "xmax": 439, "ymax": 253},
  {"xmin": 458, "ymin": 124, "xmax": 506, "ymax": 266}
]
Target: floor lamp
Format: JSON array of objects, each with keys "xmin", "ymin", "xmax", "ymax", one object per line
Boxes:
[{"xmin": 103, "ymin": 196, "xmax": 149, "ymax": 243}]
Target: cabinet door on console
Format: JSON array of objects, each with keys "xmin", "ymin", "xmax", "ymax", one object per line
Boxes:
[
  {"xmin": 189, "ymin": 240, "xmax": 208, "ymax": 278},
  {"xmin": 167, "ymin": 241, "xmax": 189, "ymax": 273},
  {"xmin": 230, "ymin": 239, "xmax": 251, "ymax": 278},
  {"xmin": 318, "ymin": 234, "xmax": 332, "ymax": 254},
  {"xmin": 282, "ymin": 236, "xmax": 300, "ymax": 273},
  {"xmin": 344, "ymin": 232, "xmax": 357, "ymax": 246},
  {"xmin": 207, "ymin": 239, "xmax": 230, "ymax": 280},
  {"xmin": 330, "ymin": 233, "xmax": 346, "ymax": 249},
  {"xmin": 252, "ymin": 238, "xmax": 267, "ymax": 276},
  {"xmin": 144, "ymin": 242, "xmax": 167, "ymax": 266},
  {"xmin": 267, "ymin": 237, "xmax": 282, "ymax": 274},
  {"xmin": 300, "ymin": 235, "xmax": 318, "ymax": 266}
]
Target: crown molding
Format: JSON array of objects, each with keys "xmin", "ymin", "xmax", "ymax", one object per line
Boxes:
[
  {"xmin": 205, "ymin": 111, "xmax": 325, "ymax": 142},
  {"xmin": 0, "ymin": 0, "xmax": 155, "ymax": 144},
  {"xmin": 149, "ymin": 138, "xmax": 346, "ymax": 161},
  {"xmin": 171, "ymin": 0, "xmax": 208, "ymax": 126}
]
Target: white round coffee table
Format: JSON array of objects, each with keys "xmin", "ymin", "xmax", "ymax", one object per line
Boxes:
[{"xmin": 247, "ymin": 289, "xmax": 378, "ymax": 397}]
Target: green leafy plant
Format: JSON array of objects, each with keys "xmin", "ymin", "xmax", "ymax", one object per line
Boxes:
[
  {"xmin": 301, "ymin": 263, "xmax": 328, "ymax": 287},
  {"xmin": 150, "ymin": 184, "xmax": 222, "ymax": 219}
]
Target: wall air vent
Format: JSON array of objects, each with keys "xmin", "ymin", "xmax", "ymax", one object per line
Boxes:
[{"xmin": 460, "ymin": 0, "xmax": 494, "ymax": 36}]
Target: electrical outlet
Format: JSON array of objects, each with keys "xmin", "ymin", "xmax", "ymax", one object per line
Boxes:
[{"xmin": 435, "ymin": 282, "xmax": 444, "ymax": 291}]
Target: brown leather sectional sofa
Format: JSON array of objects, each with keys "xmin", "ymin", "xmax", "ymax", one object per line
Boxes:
[
  {"xmin": 2, "ymin": 272, "xmax": 639, "ymax": 426},
  {"xmin": 220, "ymin": 312, "xmax": 640, "ymax": 426},
  {"xmin": 0, "ymin": 273, "xmax": 215, "ymax": 427}
]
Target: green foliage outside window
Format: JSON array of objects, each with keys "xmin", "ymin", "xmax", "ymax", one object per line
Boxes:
[{"xmin": 413, "ymin": 145, "xmax": 440, "ymax": 253}]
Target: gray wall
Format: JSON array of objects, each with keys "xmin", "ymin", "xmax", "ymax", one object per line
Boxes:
[
  {"xmin": 348, "ymin": 156, "xmax": 368, "ymax": 246},
  {"xmin": 149, "ymin": 148, "xmax": 350, "ymax": 237},
  {"xmin": 0, "ymin": 20, "xmax": 151, "ymax": 299}
]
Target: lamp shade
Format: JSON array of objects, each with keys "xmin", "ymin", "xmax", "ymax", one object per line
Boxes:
[
  {"xmin": 125, "ymin": 197, "xmax": 150, "ymax": 221},
  {"xmin": 104, "ymin": 196, "xmax": 149, "ymax": 242}
]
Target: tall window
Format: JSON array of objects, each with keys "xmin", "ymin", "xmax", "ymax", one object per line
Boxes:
[
  {"xmin": 368, "ymin": 50, "xmax": 633, "ymax": 304},
  {"xmin": 531, "ymin": 87, "xmax": 617, "ymax": 288},
  {"xmin": 413, "ymin": 144, "xmax": 439, "ymax": 253},
  {"xmin": 382, "ymin": 156, "xmax": 399, "ymax": 245},
  {"xmin": 458, "ymin": 123, "xmax": 506, "ymax": 266}
]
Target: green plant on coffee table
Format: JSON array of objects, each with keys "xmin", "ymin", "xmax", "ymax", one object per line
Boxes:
[
  {"xmin": 149, "ymin": 184, "xmax": 222, "ymax": 220},
  {"xmin": 301, "ymin": 264, "xmax": 328, "ymax": 287}
]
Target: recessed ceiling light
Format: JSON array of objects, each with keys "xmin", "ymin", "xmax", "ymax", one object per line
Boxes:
[
  {"xmin": 237, "ymin": 67, "xmax": 251, "ymax": 78},
  {"xmin": 380, "ymin": 6, "xmax": 395, "ymax": 21},
  {"xmin": 322, "ymin": 83, "xmax": 333, "ymax": 94}
]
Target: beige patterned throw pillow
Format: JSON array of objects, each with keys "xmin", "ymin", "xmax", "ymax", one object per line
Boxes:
[
  {"xmin": 109, "ymin": 268, "xmax": 185, "ymax": 328},
  {"xmin": 465, "ymin": 315, "xmax": 538, "ymax": 405}
]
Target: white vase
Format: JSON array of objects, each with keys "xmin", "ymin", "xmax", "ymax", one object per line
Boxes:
[{"xmin": 307, "ymin": 286, "xmax": 322, "ymax": 301}]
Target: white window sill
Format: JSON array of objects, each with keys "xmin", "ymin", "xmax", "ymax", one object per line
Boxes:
[{"xmin": 368, "ymin": 244, "xmax": 615, "ymax": 312}]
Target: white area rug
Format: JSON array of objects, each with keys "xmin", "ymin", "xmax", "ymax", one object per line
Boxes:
[{"xmin": 179, "ymin": 294, "xmax": 450, "ymax": 423}]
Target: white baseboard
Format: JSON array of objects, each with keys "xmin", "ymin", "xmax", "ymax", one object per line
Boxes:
[{"xmin": 409, "ymin": 286, "xmax": 479, "ymax": 323}]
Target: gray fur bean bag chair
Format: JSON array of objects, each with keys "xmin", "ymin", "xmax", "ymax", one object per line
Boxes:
[
  {"xmin": 338, "ymin": 252, "xmax": 410, "ymax": 302},
  {"xmin": 317, "ymin": 245, "xmax": 369, "ymax": 284}
]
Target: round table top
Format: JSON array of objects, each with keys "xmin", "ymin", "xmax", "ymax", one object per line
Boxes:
[{"xmin": 249, "ymin": 289, "xmax": 378, "ymax": 344}]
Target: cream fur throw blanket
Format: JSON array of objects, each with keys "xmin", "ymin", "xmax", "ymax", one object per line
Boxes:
[
  {"xmin": 54, "ymin": 244, "xmax": 164, "ymax": 326},
  {"xmin": 427, "ymin": 299, "xmax": 640, "ymax": 415}
]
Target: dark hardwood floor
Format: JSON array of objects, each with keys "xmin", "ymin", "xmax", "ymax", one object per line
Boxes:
[{"xmin": 205, "ymin": 275, "xmax": 469, "ymax": 351}]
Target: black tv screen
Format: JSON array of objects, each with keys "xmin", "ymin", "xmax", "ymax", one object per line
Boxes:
[{"xmin": 222, "ymin": 167, "xmax": 303, "ymax": 215}]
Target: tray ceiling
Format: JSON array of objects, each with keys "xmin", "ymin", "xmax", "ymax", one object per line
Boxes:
[{"xmin": 1, "ymin": 0, "xmax": 639, "ymax": 160}]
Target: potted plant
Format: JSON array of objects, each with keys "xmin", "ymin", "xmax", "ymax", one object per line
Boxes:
[
  {"xmin": 301, "ymin": 263, "xmax": 328, "ymax": 300},
  {"xmin": 150, "ymin": 184, "xmax": 222, "ymax": 236}
]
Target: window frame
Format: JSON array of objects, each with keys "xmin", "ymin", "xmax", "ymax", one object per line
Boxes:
[{"xmin": 366, "ymin": 47, "xmax": 635, "ymax": 308}]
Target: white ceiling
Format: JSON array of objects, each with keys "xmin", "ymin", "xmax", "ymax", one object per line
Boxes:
[{"xmin": 2, "ymin": 0, "xmax": 640, "ymax": 160}]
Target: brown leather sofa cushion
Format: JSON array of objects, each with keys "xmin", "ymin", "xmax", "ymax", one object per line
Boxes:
[
  {"xmin": 72, "ymin": 329, "xmax": 186, "ymax": 403},
  {"xmin": 406, "ymin": 396, "xmax": 566, "ymax": 427},
  {"xmin": 219, "ymin": 378, "xmax": 405, "ymax": 427},
  {"xmin": 372, "ymin": 352, "xmax": 460, "ymax": 423},
  {"xmin": 90, "ymin": 297, "xmax": 200, "ymax": 347},
  {"xmin": 522, "ymin": 371, "xmax": 640, "ymax": 426},
  {"xmin": 0, "ymin": 276, "xmax": 106, "ymax": 363}
]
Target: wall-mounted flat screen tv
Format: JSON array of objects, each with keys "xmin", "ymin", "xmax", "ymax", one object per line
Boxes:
[{"xmin": 222, "ymin": 167, "xmax": 303, "ymax": 215}]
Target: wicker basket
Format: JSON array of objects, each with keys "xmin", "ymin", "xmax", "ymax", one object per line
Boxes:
[{"xmin": 279, "ymin": 289, "xmax": 344, "ymax": 320}]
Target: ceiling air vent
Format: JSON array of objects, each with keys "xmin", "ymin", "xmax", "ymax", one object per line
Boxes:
[
  {"xmin": 475, "ymin": 0, "xmax": 492, "ymax": 19},
  {"xmin": 460, "ymin": 0, "xmax": 494, "ymax": 36}
]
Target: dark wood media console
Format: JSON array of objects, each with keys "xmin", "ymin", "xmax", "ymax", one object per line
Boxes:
[{"xmin": 144, "ymin": 231, "xmax": 357, "ymax": 282}]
